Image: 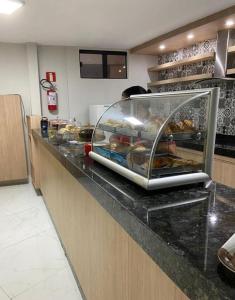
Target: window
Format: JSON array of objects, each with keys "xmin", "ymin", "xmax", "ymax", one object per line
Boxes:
[{"xmin": 79, "ymin": 50, "xmax": 127, "ymax": 79}]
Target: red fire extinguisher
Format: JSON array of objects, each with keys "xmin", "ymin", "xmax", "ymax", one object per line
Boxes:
[
  {"xmin": 40, "ymin": 77, "xmax": 58, "ymax": 112},
  {"xmin": 47, "ymin": 89, "xmax": 57, "ymax": 111}
]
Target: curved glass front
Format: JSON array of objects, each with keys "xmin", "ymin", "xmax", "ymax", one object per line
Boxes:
[{"xmin": 92, "ymin": 91, "xmax": 211, "ymax": 180}]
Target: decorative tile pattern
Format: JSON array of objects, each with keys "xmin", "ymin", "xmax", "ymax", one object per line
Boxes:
[
  {"xmin": 157, "ymin": 40, "xmax": 217, "ymax": 65},
  {"xmin": 155, "ymin": 39, "xmax": 235, "ymax": 136}
]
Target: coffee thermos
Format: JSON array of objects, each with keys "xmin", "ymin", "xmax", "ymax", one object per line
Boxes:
[{"xmin": 40, "ymin": 117, "xmax": 49, "ymax": 137}]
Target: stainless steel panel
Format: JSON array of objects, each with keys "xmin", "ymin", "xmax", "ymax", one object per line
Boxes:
[
  {"xmin": 215, "ymin": 30, "xmax": 231, "ymax": 78},
  {"xmin": 89, "ymin": 151, "xmax": 210, "ymax": 190}
]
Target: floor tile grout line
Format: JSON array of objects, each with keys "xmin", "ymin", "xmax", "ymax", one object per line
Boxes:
[
  {"xmin": 10, "ymin": 266, "xmax": 70, "ymax": 299},
  {"xmin": 0, "ymin": 227, "xmax": 62, "ymax": 255},
  {"xmin": 2, "ymin": 206, "xmax": 44, "ymax": 217},
  {"xmin": 0, "ymin": 232, "xmax": 41, "ymax": 254},
  {"xmin": 0, "ymin": 183, "xmax": 82, "ymax": 300},
  {"xmin": 0, "ymin": 200, "xmax": 46, "ymax": 217},
  {"xmin": 0, "ymin": 210, "xmax": 59, "ymax": 255}
]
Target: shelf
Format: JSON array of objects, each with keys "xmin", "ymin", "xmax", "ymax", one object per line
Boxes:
[
  {"xmin": 98, "ymin": 124, "xmax": 139, "ymax": 137},
  {"xmin": 148, "ymin": 52, "xmax": 215, "ymax": 72},
  {"xmin": 228, "ymin": 46, "xmax": 235, "ymax": 53},
  {"xmin": 226, "ymin": 68, "xmax": 235, "ymax": 75},
  {"xmin": 148, "ymin": 73, "xmax": 213, "ymax": 87},
  {"xmin": 98, "ymin": 124, "xmax": 203, "ymax": 142},
  {"xmin": 141, "ymin": 131, "xmax": 203, "ymax": 142}
]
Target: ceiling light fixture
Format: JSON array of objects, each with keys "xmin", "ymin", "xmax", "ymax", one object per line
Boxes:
[
  {"xmin": 0, "ymin": 0, "xmax": 24, "ymax": 15},
  {"xmin": 225, "ymin": 19, "xmax": 234, "ymax": 27},
  {"xmin": 187, "ymin": 33, "xmax": 194, "ymax": 40},
  {"xmin": 159, "ymin": 44, "xmax": 166, "ymax": 50}
]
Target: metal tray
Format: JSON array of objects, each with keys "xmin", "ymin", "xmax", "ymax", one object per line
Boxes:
[
  {"xmin": 132, "ymin": 154, "xmax": 202, "ymax": 178},
  {"xmin": 116, "ymin": 127, "xmax": 139, "ymax": 137},
  {"xmin": 151, "ymin": 165, "xmax": 202, "ymax": 178},
  {"xmin": 141, "ymin": 131, "xmax": 203, "ymax": 142},
  {"xmin": 98, "ymin": 124, "xmax": 117, "ymax": 133},
  {"xmin": 94, "ymin": 146, "xmax": 128, "ymax": 167}
]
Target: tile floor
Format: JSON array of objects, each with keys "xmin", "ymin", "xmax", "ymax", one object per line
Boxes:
[{"xmin": 0, "ymin": 183, "xmax": 83, "ymax": 300}]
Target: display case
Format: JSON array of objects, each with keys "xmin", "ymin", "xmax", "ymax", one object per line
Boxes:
[{"xmin": 89, "ymin": 88, "xmax": 220, "ymax": 190}]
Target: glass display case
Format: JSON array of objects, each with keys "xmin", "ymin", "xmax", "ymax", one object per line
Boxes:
[{"xmin": 90, "ymin": 88, "xmax": 220, "ymax": 190}]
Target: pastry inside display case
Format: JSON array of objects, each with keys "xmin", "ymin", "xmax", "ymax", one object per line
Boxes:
[
  {"xmin": 90, "ymin": 88, "xmax": 219, "ymax": 190},
  {"xmin": 47, "ymin": 118, "xmax": 97, "ymax": 144}
]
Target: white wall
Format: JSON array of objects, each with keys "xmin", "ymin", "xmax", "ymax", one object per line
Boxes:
[
  {"xmin": 0, "ymin": 43, "xmax": 31, "ymax": 115},
  {"xmin": 0, "ymin": 43, "xmax": 155, "ymax": 123},
  {"xmin": 38, "ymin": 46, "xmax": 155, "ymax": 124}
]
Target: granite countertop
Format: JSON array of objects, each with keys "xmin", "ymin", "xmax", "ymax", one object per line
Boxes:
[{"xmin": 33, "ymin": 130, "xmax": 235, "ymax": 300}]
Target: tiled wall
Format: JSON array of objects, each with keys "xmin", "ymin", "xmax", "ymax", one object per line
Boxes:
[{"xmin": 154, "ymin": 39, "xmax": 235, "ymax": 136}]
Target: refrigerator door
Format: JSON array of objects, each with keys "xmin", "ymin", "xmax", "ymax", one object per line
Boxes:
[{"xmin": 89, "ymin": 104, "xmax": 110, "ymax": 126}]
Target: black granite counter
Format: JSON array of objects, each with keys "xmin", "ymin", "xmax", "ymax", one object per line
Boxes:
[{"xmin": 33, "ymin": 130, "xmax": 235, "ymax": 300}]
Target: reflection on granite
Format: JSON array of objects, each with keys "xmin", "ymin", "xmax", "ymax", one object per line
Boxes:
[{"xmin": 33, "ymin": 130, "xmax": 235, "ymax": 300}]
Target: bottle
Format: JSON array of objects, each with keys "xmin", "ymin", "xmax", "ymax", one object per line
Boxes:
[{"xmin": 41, "ymin": 117, "xmax": 49, "ymax": 137}]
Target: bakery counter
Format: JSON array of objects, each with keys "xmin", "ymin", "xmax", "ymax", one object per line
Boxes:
[{"xmin": 32, "ymin": 129, "xmax": 235, "ymax": 300}]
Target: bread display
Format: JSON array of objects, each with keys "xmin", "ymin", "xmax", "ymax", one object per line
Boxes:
[
  {"xmin": 144, "ymin": 117, "xmax": 163, "ymax": 135},
  {"xmin": 58, "ymin": 124, "xmax": 80, "ymax": 135},
  {"xmin": 102, "ymin": 119, "xmax": 138, "ymax": 130},
  {"xmin": 165, "ymin": 119, "xmax": 195, "ymax": 133},
  {"xmin": 103, "ymin": 119, "xmax": 124, "ymax": 128},
  {"xmin": 152, "ymin": 157, "xmax": 199, "ymax": 169},
  {"xmin": 126, "ymin": 144, "xmax": 149, "ymax": 167},
  {"xmin": 141, "ymin": 115, "xmax": 195, "ymax": 138}
]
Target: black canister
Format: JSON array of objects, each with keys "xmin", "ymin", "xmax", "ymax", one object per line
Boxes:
[{"xmin": 41, "ymin": 117, "xmax": 49, "ymax": 137}]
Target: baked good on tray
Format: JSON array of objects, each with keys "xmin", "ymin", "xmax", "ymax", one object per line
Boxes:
[
  {"xmin": 166, "ymin": 119, "xmax": 195, "ymax": 133},
  {"xmin": 152, "ymin": 157, "xmax": 198, "ymax": 169},
  {"xmin": 126, "ymin": 144, "xmax": 149, "ymax": 167}
]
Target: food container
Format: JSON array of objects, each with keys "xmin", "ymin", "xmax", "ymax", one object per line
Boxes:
[
  {"xmin": 59, "ymin": 142, "xmax": 84, "ymax": 158},
  {"xmin": 79, "ymin": 127, "xmax": 94, "ymax": 142},
  {"xmin": 50, "ymin": 120, "xmax": 81, "ymax": 144}
]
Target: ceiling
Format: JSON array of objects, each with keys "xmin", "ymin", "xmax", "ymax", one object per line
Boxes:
[{"xmin": 0, "ymin": 0, "xmax": 235, "ymax": 49}]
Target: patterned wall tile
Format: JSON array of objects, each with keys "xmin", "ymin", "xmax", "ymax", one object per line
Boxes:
[{"xmin": 154, "ymin": 39, "xmax": 235, "ymax": 136}]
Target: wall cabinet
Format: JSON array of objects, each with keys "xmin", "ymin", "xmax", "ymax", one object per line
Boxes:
[{"xmin": 0, "ymin": 95, "xmax": 28, "ymax": 185}]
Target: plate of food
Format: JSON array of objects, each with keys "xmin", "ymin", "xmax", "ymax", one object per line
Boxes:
[{"xmin": 218, "ymin": 234, "xmax": 235, "ymax": 273}]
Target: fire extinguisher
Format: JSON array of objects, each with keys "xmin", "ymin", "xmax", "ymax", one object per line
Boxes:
[
  {"xmin": 47, "ymin": 89, "xmax": 57, "ymax": 111},
  {"xmin": 40, "ymin": 78, "xmax": 58, "ymax": 111}
]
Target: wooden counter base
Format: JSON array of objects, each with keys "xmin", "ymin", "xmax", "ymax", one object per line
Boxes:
[
  {"xmin": 37, "ymin": 142, "xmax": 188, "ymax": 300},
  {"xmin": 176, "ymin": 147, "xmax": 235, "ymax": 188}
]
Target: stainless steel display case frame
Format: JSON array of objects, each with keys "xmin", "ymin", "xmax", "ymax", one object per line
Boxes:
[{"xmin": 89, "ymin": 88, "xmax": 220, "ymax": 190}]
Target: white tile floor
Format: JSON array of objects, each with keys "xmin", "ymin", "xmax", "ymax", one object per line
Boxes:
[{"xmin": 0, "ymin": 183, "xmax": 83, "ymax": 300}]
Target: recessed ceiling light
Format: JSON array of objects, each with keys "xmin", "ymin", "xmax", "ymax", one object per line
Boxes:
[
  {"xmin": 0, "ymin": 0, "xmax": 24, "ymax": 15},
  {"xmin": 159, "ymin": 44, "xmax": 166, "ymax": 50},
  {"xmin": 225, "ymin": 19, "xmax": 234, "ymax": 27},
  {"xmin": 187, "ymin": 33, "xmax": 194, "ymax": 40}
]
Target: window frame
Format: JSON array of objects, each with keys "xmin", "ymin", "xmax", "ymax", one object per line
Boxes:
[{"xmin": 79, "ymin": 49, "xmax": 128, "ymax": 79}]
